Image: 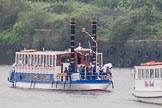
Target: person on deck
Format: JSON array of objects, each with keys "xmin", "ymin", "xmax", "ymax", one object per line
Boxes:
[
  {"xmin": 64, "ymin": 67, "xmax": 68, "ymax": 81},
  {"xmin": 80, "ymin": 66, "xmax": 85, "ymax": 79},
  {"xmin": 106, "ymin": 67, "xmax": 112, "ymax": 79},
  {"xmin": 98, "ymin": 65, "xmax": 103, "ymax": 73}
]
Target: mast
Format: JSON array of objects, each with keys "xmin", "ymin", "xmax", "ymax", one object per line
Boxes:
[{"xmin": 70, "ymin": 18, "xmax": 76, "ymax": 72}]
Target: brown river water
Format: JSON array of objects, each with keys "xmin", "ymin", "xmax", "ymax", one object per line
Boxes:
[{"xmin": 0, "ymin": 65, "xmax": 161, "ymax": 108}]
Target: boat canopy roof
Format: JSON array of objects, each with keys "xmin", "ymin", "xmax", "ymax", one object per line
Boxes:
[
  {"xmin": 16, "ymin": 44, "xmax": 94, "ymax": 56},
  {"xmin": 140, "ymin": 61, "xmax": 162, "ymax": 66},
  {"xmin": 16, "ymin": 50, "xmax": 71, "ymax": 55}
]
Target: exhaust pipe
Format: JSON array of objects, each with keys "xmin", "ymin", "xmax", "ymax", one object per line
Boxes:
[
  {"xmin": 91, "ymin": 18, "xmax": 97, "ymax": 68},
  {"xmin": 70, "ymin": 18, "xmax": 76, "ymax": 72}
]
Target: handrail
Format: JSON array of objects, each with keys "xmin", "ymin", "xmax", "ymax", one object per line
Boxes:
[{"xmin": 56, "ymin": 72, "xmax": 112, "ymax": 80}]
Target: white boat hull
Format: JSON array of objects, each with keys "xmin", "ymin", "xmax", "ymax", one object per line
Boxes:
[
  {"xmin": 133, "ymin": 91, "xmax": 162, "ymax": 105},
  {"xmin": 9, "ymin": 81, "xmax": 112, "ymax": 91}
]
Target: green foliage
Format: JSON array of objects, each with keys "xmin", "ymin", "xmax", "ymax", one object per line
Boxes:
[
  {"xmin": 0, "ymin": 0, "xmax": 28, "ymax": 30},
  {"xmin": 43, "ymin": 2, "xmax": 74, "ymax": 14},
  {"xmin": 0, "ymin": 30, "xmax": 20, "ymax": 45},
  {"xmin": 1, "ymin": 0, "xmax": 162, "ymax": 48},
  {"xmin": 13, "ymin": 21, "xmax": 26, "ymax": 36},
  {"xmin": 110, "ymin": 0, "xmax": 162, "ymax": 41}
]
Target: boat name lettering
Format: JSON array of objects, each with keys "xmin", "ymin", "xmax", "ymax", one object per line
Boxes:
[{"xmin": 145, "ymin": 81, "xmax": 154, "ymax": 87}]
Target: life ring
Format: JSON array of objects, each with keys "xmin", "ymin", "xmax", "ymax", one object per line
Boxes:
[
  {"xmin": 118, "ymin": 59, "xmax": 124, "ymax": 67},
  {"xmin": 130, "ymin": 56, "xmax": 135, "ymax": 63},
  {"xmin": 146, "ymin": 51, "xmax": 151, "ymax": 58},
  {"xmin": 154, "ymin": 48, "xmax": 160, "ymax": 57},
  {"xmin": 119, "ymin": 48, "xmax": 125, "ymax": 57},
  {"xmin": 110, "ymin": 46, "xmax": 115, "ymax": 54},
  {"xmin": 126, "ymin": 59, "xmax": 131, "ymax": 67},
  {"xmin": 104, "ymin": 49, "xmax": 109, "ymax": 54},
  {"xmin": 137, "ymin": 49, "xmax": 142, "ymax": 57},
  {"xmin": 126, "ymin": 56, "xmax": 135, "ymax": 67}
]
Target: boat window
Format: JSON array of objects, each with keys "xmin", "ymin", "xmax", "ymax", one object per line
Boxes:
[
  {"xmin": 46, "ymin": 55, "xmax": 49, "ymax": 66},
  {"xmin": 155, "ymin": 68, "xmax": 159, "ymax": 78},
  {"xmin": 30, "ymin": 55, "xmax": 34, "ymax": 65},
  {"xmin": 45, "ymin": 75, "xmax": 50, "ymax": 80},
  {"xmin": 42, "ymin": 55, "xmax": 44, "ymax": 66},
  {"xmin": 26, "ymin": 55, "xmax": 29, "ymax": 65},
  {"xmin": 35, "ymin": 55, "xmax": 38, "ymax": 65},
  {"xmin": 37, "ymin": 74, "xmax": 41, "ymax": 80},
  {"xmin": 49, "ymin": 55, "xmax": 51, "ymax": 66},
  {"xmin": 29, "ymin": 55, "xmax": 32, "ymax": 65},
  {"xmin": 27, "ymin": 55, "xmax": 31, "ymax": 65},
  {"xmin": 47, "ymin": 55, "xmax": 50, "ymax": 66},
  {"xmin": 77, "ymin": 53, "xmax": 81, "ymax": 64},
  {"xmin": 49, "ymin": 55, "xmax": 52, "ymax": 66},
  {"xmin": 34, "ymin": 55, "xmax": 36, "ymax": 65},
  {"xmin": 21, "ymin": 55, "xmax": 24, "ymax": 65},
  {"xmin": 33, "ymin": 74, "xmax": 38, "ymax": 80},
  {"xmin": 146, "ymin": 69, "xmax": 149, "ymax": 78},
  {"xmin": 24, "ymin": 74, "xmax": 29, "ymax": 80},
  {"xmin": 30, "ymin": 74, "xmax": 33, "ymax": 80},
  {"xmin": 53, "ymin": 55, "xmax": 55, "ymax": 66},
  {"xmin": 138, "ymin": 69, "xmax": 142, "ymax": 79},
  {"xmin": 49, "ymin": 55, "xmax": 53, "ymax": 66},
  {"xmin": 23, "ymin": 73, "xmax": 51, "ymax": 81},
  {"xmin": 43, "ymin": 55, "xmax": 46, "ymax": 66},
  {"xmin": 25, "ymin": 55, "xmax": 28, "ymax": 64},
  {"xmin": 56, "ymin": 55, "xmax": 61, "ymax": 66},
  {"xmin": 160, "ymin": 68, "xmax": 162, "ymax": 78},
  {"xmin": 48, "ymin": 55, "xmax": 51, "ymax": 66},
  {"xmin": 42, "ymin": 75, "xmax": 47, "ymax": 81},
  {"xmin": 142, "ymin": 69, "xmax": 146, "ymax": 78},
  {"xmin": 39, "ymin": 74, "xmax": 44, "ymax": 80},
  {"xmin": 35, "ymin": 55, "xmax": 38, "ymax": 66},
  {"xmin": 31, "ymin": 55, "xmax": 35, "ymax": 65},
  {"xmin": 18, "ymin": 54, "xmax": 23, "ymax": 65},
  {"xmin": 23, "ymin": 54, "xmax": 25, "ymax": 65},
  {"xmin": 38, "ymin": 55, "xmax": 42, "ymax": 66},
  {"xmin": 150, "ymin": 69, "xmax": 154, "ymax": 78}
]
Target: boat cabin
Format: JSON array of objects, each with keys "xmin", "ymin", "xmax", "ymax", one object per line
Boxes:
[{"xmin": 14, "ymin": 44, "xmax": 103, "ymax": 76}]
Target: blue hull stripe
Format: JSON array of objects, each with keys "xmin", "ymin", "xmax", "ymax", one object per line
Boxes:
[
  {"xmin": 14, "ymin": 80, "xmax": 112, "ymax": 84},
  {"xmin": 9, "ymin": 72, "xmax": 112, "ymax": 84}
]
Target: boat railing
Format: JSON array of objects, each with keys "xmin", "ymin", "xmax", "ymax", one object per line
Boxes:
[
  {"xmin": 80, "ymin": 71, "xmax": 112, "ymax": 80},
  {"xmin": 56, "ymin": 72, "xmax": 112, "ymax": 81}
]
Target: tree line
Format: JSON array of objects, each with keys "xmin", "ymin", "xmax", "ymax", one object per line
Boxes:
[{"xmin": 0, "ymin": 0, "xmax": 162, "ymax": 49}]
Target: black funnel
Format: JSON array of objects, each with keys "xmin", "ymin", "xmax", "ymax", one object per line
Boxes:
[
  {"xmin": 70, "ymin": 18, "xmax": 76, "ymax": 72},
  {"xmin": 91, "ymin": 18, "xmax": 97, "ymax": 68}
]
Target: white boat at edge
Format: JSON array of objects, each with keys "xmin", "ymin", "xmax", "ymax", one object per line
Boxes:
[
  {"xmin": 133, "ymin": 61, "xmax": 162, "ymax": 105},
  {"xmin": 133, "ymin": 91, "xmax": 162, "ymax": 105}
]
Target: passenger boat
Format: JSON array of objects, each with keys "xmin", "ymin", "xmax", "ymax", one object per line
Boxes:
[
  {"xmin": 8, "ymin": 18, "xmax": 113, "ymax": 91},
  {"xmin": 133, "ymin": 61, "xmax": 162, "ymax": 104}
]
